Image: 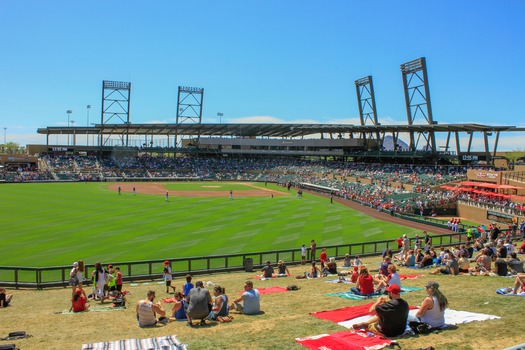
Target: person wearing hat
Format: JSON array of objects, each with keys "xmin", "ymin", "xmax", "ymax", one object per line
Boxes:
[
  {"xmin": 277, "ymin": 260, "xmax": 290, "ymax": 276},
  {"xmin": 261, "ymin": 260, "xmax": 274, "ymax": 278},
  {"xmin": 163, "ymin": 260, "xmax": 176, "ymax": 293},
  {"xmin": 413, "ymin": 281, "xmax": 448, "ymax": 328},
  {"xmin": 69, "ymin": 262, "xmax": 80, "ymax": 298},
  {"xmin": 352, "ymin": 284, "xmax": 409, "ymax": 337}
]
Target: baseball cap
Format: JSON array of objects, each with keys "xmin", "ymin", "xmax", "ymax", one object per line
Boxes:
[
  {"xmin": 425, "ymin": 281, "xmax": 439, "ymax": 289},
  {"xmin": 385, "ymin": 284, "xmax": 401, "ymax": 294},
  {"xmin": 73, "ymin": 262, "xmax": 78, "ymax": 266},
  {"xmin": 353, "ymin": 266, "xmax": 359, "ymax": 271},
  {"xmin": 265, "ymin": 260, "xmax": 271, "ymax": 264},
  {"xmin": 163, "ymin": 260, "xmax": 170, "ymax": 266}
]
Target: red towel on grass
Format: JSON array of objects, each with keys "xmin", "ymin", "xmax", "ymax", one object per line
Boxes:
[
  {"xmin": 162, "ymin": 298, "xmax": 176, "ymax": 303},
  {"xmin": 296, "ymin": 330, "xmax": 393, "ymax": 350},
  {"xmin": 311, "ymin": 303, "xmax": 418, "ymax": 323},
  {"xmin": 399, "ymin": 274, "xmax": 424, "ymax": 279},
  {"xmin": 239, "ymin": 286, "xmax": 289, "ymax": 295},
  {"xmin": 310, "ymin": 303, "xmax": 374, "ymax": 322}
]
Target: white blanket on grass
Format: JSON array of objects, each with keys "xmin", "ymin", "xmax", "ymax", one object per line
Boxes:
[
  {"xmin": 338, "ymin": 308, "xmax": 500, "ymax": 329},
  {"xmin": 82, "ymin": 335, "xmax": 187, "ymax": 350}
]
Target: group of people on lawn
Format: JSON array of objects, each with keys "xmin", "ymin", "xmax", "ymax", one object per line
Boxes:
[{"xmin": 135, "ymin": 260, "xmax": 261, "ymax": 327}]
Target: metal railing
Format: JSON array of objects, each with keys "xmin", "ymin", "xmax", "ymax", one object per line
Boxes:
[{"xmin": 0, "ymin": 232, "xmax": 466, "ymax": 289}]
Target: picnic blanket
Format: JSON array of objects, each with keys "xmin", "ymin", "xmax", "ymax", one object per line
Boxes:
[
  {"xmin": 162, "ymin": 298, "xmax": 177, "ymax": 303},
  {"xmin": 296, "ymin": 331, "xmax": 393, "ymax": 350},
  {"xmin": 496, "ymin": 288, "xmax": 525, "ymax": 296},
  {"xmin": 326, "ymin": 286, "xmax": 423, "ymax": 300},
  {"xmin": 312, "ymin": 303, "xmax": 418, "ymax": 323},
  {"xmin": 325, "ymin": 278, "xmax": 353, "ymax": 284},
  {"xmin": 337, "ymin": 308, "xmax": 500, "ymax": 329},
  {"xmin": 82, "ymin": 335, "xmax": 187, "ymax": 350},
  {"xmin": 398, "ymin": 274, "xmax": 424, "ymax": 279},
  {"xmin": 59, "ymin": 305, "xmax": 126, "ymax": 314},
  {"xmin": 238, "ymin": 286, "xmax": 288, "ymax": 295}
]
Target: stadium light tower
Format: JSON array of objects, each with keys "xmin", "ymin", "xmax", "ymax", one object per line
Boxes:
[
  {"xmin": 67, "ymin": 110, "xmax": 72, "ymax": 145},
  {"xmin": 86, "ymin": 105, "xmax": 91, "ymax": 126},
  {"xmin": 217, "ymin": 112, "xmax": 223, "ymax": 124}
]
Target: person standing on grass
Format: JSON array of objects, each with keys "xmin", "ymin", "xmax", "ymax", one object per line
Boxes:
[
  {"xmin": 163, "ymin": 260, "xmax": 176, "ymax": 293},
  {"xmin": 166, "ymin": 191, "xmax": 169, "ymax": 202},
  {"xmin": 301, "ymin": 244, "xmax": 307, "ymax": 265},
  {"xmin": 310, "ymin": 239, "xmax": 317, "ymax": 262},
  {"xmin": 133, "ymin": 187, "xmax": 136, "ymax": 195},
  {"xmin": 319, "ymin": 248, "xmax": 328, "ymax": 269},
  {"xmin": 92, "ymin": 262, "xmax": 109, "ymax": 302},
  {"xmin": 229, "ymin": 190, "xmax": 233, "ymax": 200},
  {"xmin": 115, "ymin": 267, "xmax": 123, "ymax": 293},
  {"xmin": 118, "ymin": 186, "xmax": 121, "ymax": 195}
]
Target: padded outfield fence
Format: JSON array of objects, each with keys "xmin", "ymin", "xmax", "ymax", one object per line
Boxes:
[{"xmin": 0, "ymin": 232, "xmax": 467, "ymax": 289}]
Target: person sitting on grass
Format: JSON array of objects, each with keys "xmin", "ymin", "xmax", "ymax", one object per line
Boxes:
[
  {"xmin": 418, "ymin": 250, "xmax": 434, "ymax": 268},
  {"xmin": 350, "ymin": 266, "xmax": 360, "ymax": 283},
  {"xmin": 430, "ymin": 251, "xmax": 459, "ymax": 276},
  {"xmin": 230, "ymin": 281, "xmax": 260, "ymax": 315},
  {"xmin": 136, "ymin": 290, "xmax": 167, "ymax": 327},
  {"xmin": 261, "ymin": 260, "xmax": 274, "ymax": 278},
  {"xmin": 350, "ymin": 267, "xmax": 375, "ymax": 296},
  {"xmin": 322, "ymin": 257, "xmax": 338, "ymax": 276},
  {"xmin": 70, "ymin": 286, "xmax": 89, "ymax": 313},
  {"xmin": 352, "ymin": 284, "xmax": 409, "ymax": 337},
  {"xmin": 509, "ymin": 273, "xmax": 525, "ymax": 294},
  {"xmin": 475, "ymin": 248, "xmax": 492, "ymax": 273},
  {"xmin": 277, "ymin": 260, "xmax": 290, "ymax": 276},
  {"xmin": 186, "ymin": 281, "xmax": 212, "ymax": 327},
  {"xmin": 0, "ymin": 287, "xmax": 13, "ymax": 307},
  {"xmin": 183, "ymin": 274, "xmax": 194, "ymax": 297},
  {"xmin": 402, "ymin": 249, "xmax": 416, "ymax": 267},
  {"xmin": 413, "ymin": 281, "xmax": 448, "ymax": 328},
  {"xmin": 507, "ymin": 252, "xmax": 524, "ymax": 274},
  {"xmin": 307, "ymin": 262, "xmax": 321, "ymax": 279},
  {"xmin": 170, "ymin": 292, "xmax": 187, "ymax": 321},
  {"xmin": 342, "ymin": 254, "xmax": 352, "ymax": 267},
  {"xmin": 207, "ymin": 285, "xmax": 229, "ymax": 322},
  {"xmin": 375, "ymin": 264, "xmax": 401, "ymax": 293},
  {"xmin": 457, "ymin": 251, "xmax": 471, "ymax": 274}
]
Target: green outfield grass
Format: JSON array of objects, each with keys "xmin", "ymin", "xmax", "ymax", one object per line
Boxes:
[{"xmin": 0, "ymin": 182, "xmax": 423, "ymax": 267}]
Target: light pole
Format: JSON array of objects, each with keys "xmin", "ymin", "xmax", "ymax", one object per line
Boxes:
[
  {"xmin": 67, "ymin": 110, "xmax": 72, "ymax": 145},
  {"xmin": 217, "ymin": 112, "xmax": 223, "ymax": 124},
  {"xmin": 70, "ymin": 120, "xmax": 75, "ymax": 146},
  {"xmin": 86, "ymin": 105, "xmax": 91, "ymax": 126},
  {"xmin": 90, "ymin": 123, "xmax": 96, "ymax": 147},
  {"xmin": 3, "ymin": 127, "xmax": 6, "ymax": 144}
]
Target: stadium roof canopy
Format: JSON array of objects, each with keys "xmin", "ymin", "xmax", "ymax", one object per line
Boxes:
[{"xmin": 37, "ymin": 123, "xmax": 525, "ymax": 138}]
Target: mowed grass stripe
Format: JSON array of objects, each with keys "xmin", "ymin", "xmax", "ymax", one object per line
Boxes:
[{"xmin": 0, "ymin": 182, "xmax": 421, "ymax": 267}]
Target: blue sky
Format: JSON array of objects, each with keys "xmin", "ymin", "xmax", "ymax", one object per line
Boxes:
[{"xmin": 0, "ymin": 0, "xmax": 524, "ymax": 150}]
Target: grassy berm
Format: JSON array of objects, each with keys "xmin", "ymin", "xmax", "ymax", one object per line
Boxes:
[{"xmin": 1, "ymin": 255, "xmax": 523, "ymax": 350}]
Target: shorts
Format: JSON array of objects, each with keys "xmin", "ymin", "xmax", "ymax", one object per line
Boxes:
[
  {"xmin": 116, "ymin": 284, "xmax": 122, "ymax": 292},
  {"xmin": 166, "ymin": 280, "xmax": 172, "ymax": 287},
  {"xmin": 368, "ymin": 322, "xmax": 386, "ymax": 337},
  {"xmin": 232, "ymin": 302, "xmax": 244, "ymax": 313},
  {"xmin": 459, "ymin": 268, "xmax": 469, "ymax": 273},
  {"xmin": 440, "ymin": 268, "xmax": 451, "ymax": 275},
  {"xmin": 69, "ymin": 277, "xmax": 79, "ymax": 286}
]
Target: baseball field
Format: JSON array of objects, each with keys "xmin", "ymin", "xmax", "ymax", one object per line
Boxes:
[{"xmin": 0, "ymin": 181, "xmax": 422, "ymax": 267}]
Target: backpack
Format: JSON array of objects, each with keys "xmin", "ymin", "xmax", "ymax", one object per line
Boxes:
[
  {"xmin": 408, "ymin": 321, "xmax": 433, "ymax": 334},
  {"xmin": 287, "ymin": 285, "xmax": 300, "ymax": 291},
  {"xmin": 0, "ymin": 331, "xmax": 31, "ymax": 341}
]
